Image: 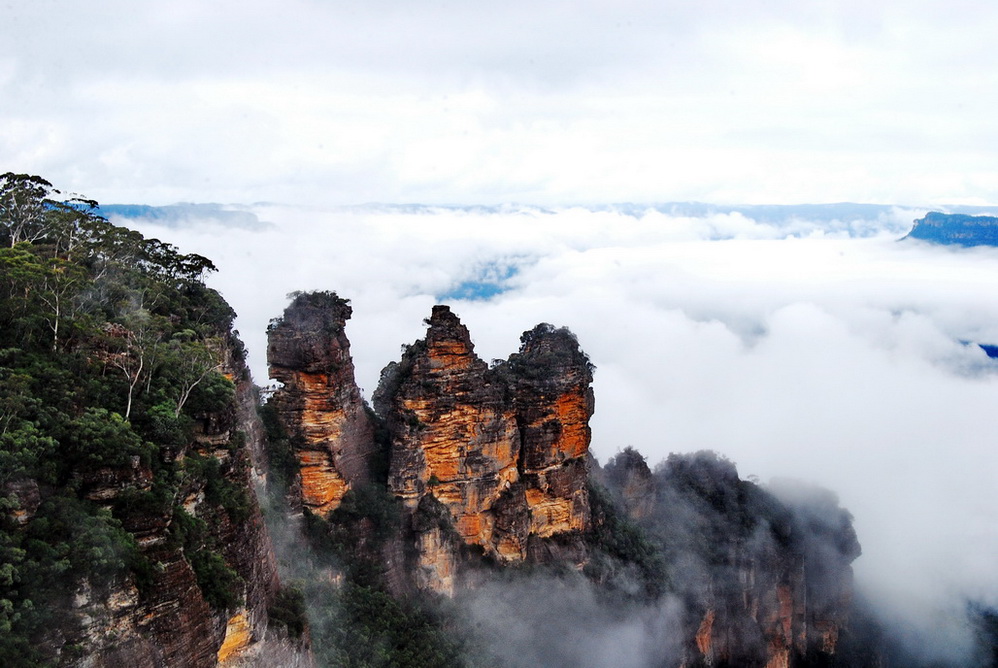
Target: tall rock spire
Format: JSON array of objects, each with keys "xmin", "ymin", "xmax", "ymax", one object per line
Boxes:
[{"xmin": 267, "ymin": 291, "xmax": 376, "ymax": 515}]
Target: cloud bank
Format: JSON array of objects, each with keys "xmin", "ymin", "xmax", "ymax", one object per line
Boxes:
[{"xmin": 119, "ymin": 204, "xmax": 998, "ymax": 660}]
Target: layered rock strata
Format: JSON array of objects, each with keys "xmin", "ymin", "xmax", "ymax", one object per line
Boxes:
[
  {"xmin": 510, "ymin": 324, "xmax": 593, "ymax": 562},
  {"xmin": 267, "ymin": 299, "xmax": 597, "ymax": 594},
  {"xmin": 57, "ymin": 339, "xmax": 288, "ymax": 667},
  {"xmin": 267, "ymin": 292, "xmax": 377, "ymax": 515},
  {"xmin": 374, "ymin": 307, "xmax": 595, "ymax": 589},
  {"xmin": 380, "ymin": 306, "xmax": 521, "ymax": 554}
]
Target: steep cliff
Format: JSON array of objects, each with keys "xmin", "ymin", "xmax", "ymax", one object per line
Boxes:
[
  {"xmin": 371, "ymin": 306, "xmax": 594, "ymax": 591},
  {"xmin": 600, "ymin": 449, "xmax": 860, "ymax": 668},
  {"xmin": 59, "ymin": 342, "xmax": 291, "ymax": 668},
  {"xmin": 266, "ymin": 292, "xmax": 377, "ymax": 515},
  {"xmin": 508, "ymin": 323, "xmax": 594, "ymax": 563},
  {"xmin": 0, "ymin": 175, "xmax": 305, "ymax": 667},
  {"xmin": 264, "ymin": 293, "xmax": 865, "ymax": 666}
]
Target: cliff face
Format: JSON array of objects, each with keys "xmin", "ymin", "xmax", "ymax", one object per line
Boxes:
[
  {"xmin": 510, "ymin": 324, "xmax": 593, "ymax": 560},
  {"xmin": 25, "ymin": 341, "xmax": 290, "ymax": 668},
  {"xmin": 265, "ymin": 301, "xmax": 594, "ymax": 595},
  {"xmin": 265, "ymin": 294, "xmax": 861, "ymax": 665},
  {"xmin": 267, "ymin": 292, "xmax": 377, "ymax": 515},
  {"xmin": 602, "ymin": 450, "xmax": 859, "ymax": 668},
  {"xmin": 380, "ymin": 306, "xmax": 522, "ymax": 560},
  {"xmin": 902, "ymin": 211, "xmax": 998, "ymax": 246},
  {"xmin": 372, "ymin": 307, "xmax": 594, "ymax": 590}
]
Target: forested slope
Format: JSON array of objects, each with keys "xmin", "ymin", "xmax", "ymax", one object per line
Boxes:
[{"xmin": 0, "ymin": 173, "xmax": 295, "ymax": 666}]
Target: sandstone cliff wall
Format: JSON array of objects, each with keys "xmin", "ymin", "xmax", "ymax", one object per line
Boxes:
[
  {"xmin": 264, "ymin": 293, "xmax": 861, "ymax": 666},
  {"xmin": 375, "ymin": 307, "xmax": 594, "ymax": 590},
  {"xmin": 29, "ymin": 338, "xmax": 292, "ymax": 668},
  {"xmin": 267, "ymin": 300, "xmax": 596, "ymax": 596}
]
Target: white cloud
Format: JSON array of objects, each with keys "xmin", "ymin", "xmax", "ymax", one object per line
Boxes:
[
  {"xmin": 4, "ymin": 2, "xmax": 998, "ymax": 205},
  {"xmin": 119, "ymin": 206, "xmax": 998, "ymax": 659}
]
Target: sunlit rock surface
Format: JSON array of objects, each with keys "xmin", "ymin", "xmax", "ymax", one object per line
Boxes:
[{"xmin": 267, "ymin": 292, "xmax": 377, "ymax": 515}]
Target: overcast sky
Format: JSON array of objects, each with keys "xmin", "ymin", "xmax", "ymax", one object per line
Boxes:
[{"xmin": 3, "ymin": 1, "xmax": 998, "ymax": 206}]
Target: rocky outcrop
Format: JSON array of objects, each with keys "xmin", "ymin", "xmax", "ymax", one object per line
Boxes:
[
  {"xmin": 378, "ymin": 305, "xmax": 521, "ymax": 557},
  {"xmin": 264, "ymin": 293, "xmax": 861, "ymax": 665},
  {"xmin": 53, "ymin": 339, "xmax": 288, "ymax": 668},
  {"xmin": 371, "ymin": 306, "xmax": 594, "ymax": 590},
  {"xmin": 509, "ymin": 324, "xmax": 593, "ymax": 563},
  {"xmin": 601, "ymin": 450, "xmax": 860, "ymax": 668},
  {"xmin": 902, "ymin": 211, "xmax": 998, "ymax": 246},
  {"xmin": 267, "ymin": 292, "xmax": 377, "ymax": 515}
]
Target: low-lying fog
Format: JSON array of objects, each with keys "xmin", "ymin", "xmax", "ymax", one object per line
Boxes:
[{"xmin": 120, "ymin": 204, "xmax": 998, "ymax": 662}]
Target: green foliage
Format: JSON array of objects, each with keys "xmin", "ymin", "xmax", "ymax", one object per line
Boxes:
[
  {"xmin": 169, "ymin": 507, "xmax": 244, "ymax": 611},
  {"xmin": 188, "ymin": 548, "xmax": 243, "ymax": 611},
  {"xmin": 585, "ymin": 481, "xmax": 667, "ymax": 598},
  {"xmin": 278, "ymin": 479, "xmax": 476, "ymax": 665},
  {"xmin": 184, "ymin": 452, "xmax": 253, "ymax": 524},
  {"xmin": 0, "ymin": 494, "xmax": 142, "ymax": 666},
  {"xmin": 267, "ymin": 585, "xmax": 307, "ymax": 639},
  {"xmin": 259, "ymin": 402, "xmax": 298, "ymax": 494},
  {"xmin": 267, "ymin": 290, "xmax": 351, "ymax": 335},
  {"xmin": 142, "ymin": 400, "xmax": 194, "ymax": 449},
  {"xmin": 314, "ymin": 582, "xmax": 464, "ymax": 668},
  {"xmin": 181, "ymin": 369, "xmax": 234, "ymax": 416},
  {"xmin": 328, "ymin": 483, "xmax": 402, "ymax": 545},
  {"xmin": 0, "ymin": 174, "xmax": 249, "ymax": 660},
  {"xmin": 59, "ymin": 407, "xmax": 153, "ymax": 474}
]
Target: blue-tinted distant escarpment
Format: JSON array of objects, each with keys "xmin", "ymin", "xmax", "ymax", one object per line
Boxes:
[{"xmin": 903, "ymin": 211, "xmax": 998, "ymax": 246}]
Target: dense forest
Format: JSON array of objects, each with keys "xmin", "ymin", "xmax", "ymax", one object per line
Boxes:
[{"xmin": 0, "ymin": 172, "xmax": 250, "ymax": 664}]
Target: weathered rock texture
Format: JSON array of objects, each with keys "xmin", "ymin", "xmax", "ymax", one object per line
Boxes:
[
  {"xmin": 602, "ymin": 450, "xmax": 860, "ymax": 668},
  {"xmin": 510, "ymin": 324, "xmax": 594, "ymax": 563},
  {"xmin": 370, "ymin": 307, "xmax": 594, "ymax": 591},
  {"xmin": 265, "ymin": 294, "xmax": 862, "ymax": 665},
  {"xmin": 379, "ymin": 306, "xmax": 521, "ymax": 557},
  {"xmin": 267, "ymin": 292, "xmax": 377, "ymax": 515},
  {"xmin": 51, "ymin": 338, "xmax": 292, "ymax": 667}
]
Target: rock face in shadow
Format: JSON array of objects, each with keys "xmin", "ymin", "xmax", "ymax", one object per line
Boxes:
[
  {"xmin": 267, "ymin": 292, "xmax": 377, "ymax": 515},
  {"xmin": 902, "ymin": 211, "xmax": 998, "ymax": 246},
  {"xmin": 601, "ymin": 449, "xmax": 860, "ymax": 668},
  {"xmin": 40, "ymin": 339, "xmax": 292, "ymax": 668},
  {"xmin": 510, "ymin": 324, "xmax": 594, "ymax": 563}
]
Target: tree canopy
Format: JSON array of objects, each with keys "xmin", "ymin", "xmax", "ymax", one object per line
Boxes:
[{"xmin": 0, "ymin": 174, "xmax": 242, "ymax": 665}]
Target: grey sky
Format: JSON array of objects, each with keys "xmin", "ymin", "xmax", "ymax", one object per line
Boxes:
[{"xmin": 3, "ymin": 1, "xmax": 998, "ymax": 206}]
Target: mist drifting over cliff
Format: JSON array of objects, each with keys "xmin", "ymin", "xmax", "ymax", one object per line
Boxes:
[{"xmin": 116, "ymin": 204, "xmax": 998, "ymax": 664}]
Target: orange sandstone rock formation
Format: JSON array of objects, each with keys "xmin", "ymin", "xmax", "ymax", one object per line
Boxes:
[
  {"xmin": 267, "ymin": 292, "xmax": 377, "ymax": 515},
  {"xmin": 373, "ymin": 307, "xmax": 595, "ymax": 588}
]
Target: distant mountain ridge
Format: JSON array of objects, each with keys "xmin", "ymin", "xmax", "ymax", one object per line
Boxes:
[
  {"xmin": 99, "ymin": 203, "xmax": 267, "ymax": 230},
  {"xmin": 903, "ymin": 211, "xmax": 998, "ymax": 246}
]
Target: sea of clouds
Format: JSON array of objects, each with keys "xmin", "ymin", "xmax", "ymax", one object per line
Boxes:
[{"xmin": 117, "ymin": 204, "xmax": 998, "ymax": 662}]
